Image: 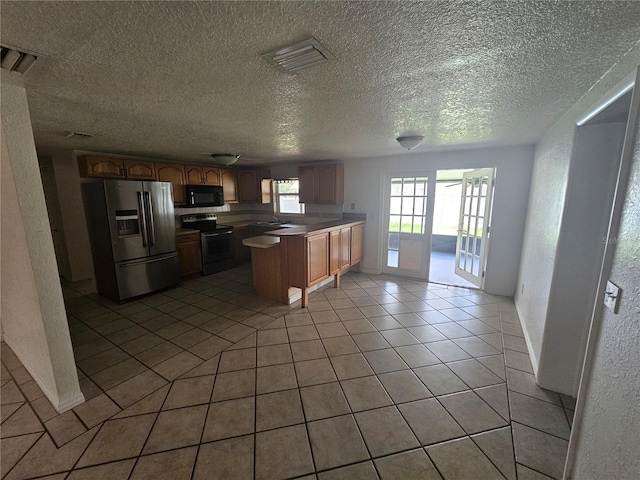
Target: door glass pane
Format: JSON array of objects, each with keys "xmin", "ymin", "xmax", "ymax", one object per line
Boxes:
[
  {"xmin": 402, "ymin": 197, "xmax": 414, "ymax": 215},
  {"xmin": 414, "ymin": 197, "xmax": 424, "ymax": 215},
  {"xmin": 413, "ymin": 216, "xmax": 424, "ymax": 234},
  {"xmin": 476, "ymin": 217, "xmax": 484, "ymax": 237},
  {"xmin": 390, "ymin": 197, "xmax": 401, "ymax": 215},
  {"xmin": 475, "ymin": 238, "xmax": 482, "ymax": 256},
  {"xmin": 479, "ymin": 197, "xmax": 486, "ymax": 216},
  {"xmin": 401, "ymin": 216, "xmax": 413, "ymax": 233},
  {"xmin": 481, "ymin": 178, "xmax": 488, "ymax": 195},
  {"xmin": 465, "ymin": 180, "xmax": 473, "ymax": 196},
  {"xmin": 471, "ymin": 197, "xmax": 478, "ymax": 216},
  {"xmin": 469, "ymin": 217, "xmax": 477, "ymax": 236},
  {"xmin": 403, "ymin": 179, "xmax": 415, "ymax": 196},
  {"xmin": 388, "ymin": 233, "xmax": 399, "ymax": 251},
  {"xmin": 415, "ymin": 179, "xmax": 427, "ymax": 196},
  {"xmin": 391, "ymin": 179, "xmax": 402, "ymax": 196},
  {"xmin": 389, "ymin": 215, "xmax": 400, "ymax": 232},
  {"xmin": 464, "ymin": 198, "xmax": 471, "ymax": 215}
]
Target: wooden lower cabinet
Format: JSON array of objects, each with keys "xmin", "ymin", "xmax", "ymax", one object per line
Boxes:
[
  {"xmin": 306, "ymin": 233, "xmax": 330, "ymax": 287},
  {"xmin": 350, "ymin": 223, "xmax": 364, "ymax": 266},
  {"xmin": 176, "ymin": 232, "xmax": 202, "ymax": 277},
  {"xmin": 329, "ymin": 230, "xmax": 341, "ymax": 275},
  {"xmin": 233, "ymin": 226, "xmax": 252, "ymax": 262}
]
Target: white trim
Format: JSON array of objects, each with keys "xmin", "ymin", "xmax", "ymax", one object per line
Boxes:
[
  {"xmin": 576, "ymin": 71, "xmax": 635, "ymax": 126},
  {"xmin": 3, "ymin": 334, "xmax": 85, "ymax": 413}
]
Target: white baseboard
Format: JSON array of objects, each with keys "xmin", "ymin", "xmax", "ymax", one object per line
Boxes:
[
  {"xmin": 514, "ymin": 301, "xmax": 540, "ymax": 378},
  {"xmin": 3, "ymin": 334, "xmax": 85, "ymax": 413}
]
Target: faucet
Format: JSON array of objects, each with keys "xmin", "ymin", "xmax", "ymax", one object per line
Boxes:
[{"xmin": 272, "ymin": 215, "xmax": 282, "ymax": 223}]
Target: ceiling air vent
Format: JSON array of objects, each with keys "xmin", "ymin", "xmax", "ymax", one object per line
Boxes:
[
  {"xmin": 262, "ymin": 38, "xmax": 334, "ymax": 73},
  {"xmin": 1, "ymin": 45, "xmax": 37, "ymax": 75}
]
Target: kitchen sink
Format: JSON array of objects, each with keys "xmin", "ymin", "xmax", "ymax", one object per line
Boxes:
[{"xmin": 253, "ymin": 221, "xmax": 286, "ymax": 226}]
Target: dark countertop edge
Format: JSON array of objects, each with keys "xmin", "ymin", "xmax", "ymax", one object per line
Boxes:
[
  {"xmin": 264, "ymin": 219, "xmax": 365, "ymax": 237},
  {"xmin": 176, "ymin": 228, "xmax": 201, "ymax": 235}
]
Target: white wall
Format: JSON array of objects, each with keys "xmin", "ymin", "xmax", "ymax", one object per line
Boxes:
[
  {"xmin": 571, "ymin": 78, "xmax": 640, "ymax": 480},
  {"xmin": 515, "ymin": 48, "xmax": 640, "ymax": 395},
  {"xmin": 0, "ymin": 74, "xmax": 84, "ymax": 412},
  {"xmin": 537, "ymin": 122, "xmax": 626, "ymax": 395},
  {"xmin": 342, "ymin": 145, "xmax": 535, "ymax": 297}
]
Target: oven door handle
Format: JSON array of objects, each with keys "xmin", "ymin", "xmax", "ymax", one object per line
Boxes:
[{"xmin": 202, "ymin": 231, "xmax": 233, "ymax": 237}]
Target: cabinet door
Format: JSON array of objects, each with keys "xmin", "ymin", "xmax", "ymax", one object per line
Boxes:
[
  {"xmin": 185, "ymin": 165, "xmax": 204, "ymax": 185},
  {"xmin": 238, "ymin": 170, "xmax": 259, "ymax": 204},
  {"xmin": 340, "ymin": 227, "xmax": 351, "ymax": 269},
  {"xmin": 123, "ymin": 159, "xmax": 155, "ymax": 179},
  {"xmin": 316, "ymin": 164, "xmax": 344, "ymax": 204},
  {"xmin": 306, "ymin": 233, "xmax": 329, "ymax": 286},
  {"xmin": 298, "ymin": 166, "xmax": 316, "ymax": 204},
  {"xmin": 329, "ymin": 230, "xmax": 341, "ymax": 275},
  {"xmin": 203, "ymin": 167, "xmax": 220, "ymax": 186},
  {"xmin": 233, "ymin": 226, "xmax": 251, "ymax": 261},
  {"xmin": 156, "ymin": 164, "xmax": 186, "ymax": 205},
  {"xmin": 350, "ymin": 224, "xmax": 364, "ymax": 265},
  {"xmin": 220, "ymin": 169, "xmax": 238, "ymax": 203},
  {"xmin": 79, "ymin": 156, "xmax": 124, "ymax": 178},
  {"xmin": 177, "ymin": 235, "xmax": 202, "ymax": 277}
]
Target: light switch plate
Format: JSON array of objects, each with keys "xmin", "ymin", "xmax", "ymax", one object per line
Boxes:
[{"xmin": 604, "ymin": 280, "xmax": 621, "ymax": 313}]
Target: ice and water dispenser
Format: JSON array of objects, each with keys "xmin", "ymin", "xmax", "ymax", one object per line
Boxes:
[{"xmin": 115, "ymin": 210, "xmax": 141, "ymax": 237}]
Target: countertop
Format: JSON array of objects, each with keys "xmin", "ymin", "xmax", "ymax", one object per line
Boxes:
[
  {"xmin": 242, "ymin": 235, "xmax": 281, "ymax": 248},
  {"xmin": 265, "ymin": 219, "xmax": 364, "ymax": 237},
  {"xmin": 175, "ymin": 228, "xmax": 200, "ymax": 236}
]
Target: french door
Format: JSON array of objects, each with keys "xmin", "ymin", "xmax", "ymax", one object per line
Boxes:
[
  {"xmin": 382, "ymin": 174, "xmax": 435, "ymax": 279},
  {"xmin": 454, "ymin": 168, "xmax": 494, "ymax": 287}
]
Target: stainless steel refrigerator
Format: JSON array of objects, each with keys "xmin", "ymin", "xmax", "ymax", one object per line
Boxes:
[{"xmin": 83, "ymin": 180, "xmax": 180, "ymax": 301}]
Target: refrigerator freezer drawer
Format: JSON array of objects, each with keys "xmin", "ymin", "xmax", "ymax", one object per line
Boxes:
[{"xmin": 115, "ymin": 253, "xmax": 179, "ymax": 300}]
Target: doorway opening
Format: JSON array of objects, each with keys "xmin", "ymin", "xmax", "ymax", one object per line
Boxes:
[{"xmin": 429, "ymin": 168, "xmax": 494, "ymax": 288}]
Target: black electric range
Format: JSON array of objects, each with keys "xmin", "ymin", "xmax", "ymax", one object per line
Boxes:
[{"xmin": 180, "ymin": 214, "xmax": 235, "ymax": 275}]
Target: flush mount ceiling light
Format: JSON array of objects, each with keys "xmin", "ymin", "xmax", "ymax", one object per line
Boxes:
[
  {"xmin": 1, "ymin": 45, "xmax": 38, "ymax": 75},
  {"xmin": 210, "ymin": 154, "xmax": 240, "ymax": 166},
  {"xmin": 396, "ymin": 135, "xmax": 425, "ymax": 150},
  {"xmin": 262, "ymin": 38, "xmax": 334, "ymax": 73}
]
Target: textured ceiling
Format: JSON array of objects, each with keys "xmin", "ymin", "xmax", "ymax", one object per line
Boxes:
[{"xmin": 2, "ymin": 1, "xmax": 640, "ymax": 165}]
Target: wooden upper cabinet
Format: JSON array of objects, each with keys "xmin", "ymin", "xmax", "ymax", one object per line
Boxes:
[
  {"xmin": 298, "ymin": 164, "xmax": 344, "ymax": 205},
  {"xmin": 184, "ymin": 165, "xmax": 204, "ymax": 185},
  {"xmin": 306, "ymin": 233, "xmax": 329, "ymax": 286},
  {"xmin": 122, "ymin": 159, "xmax": 155, "ymax": 179},
  {"xmin": 203, "ymin": 167, "xmax": 220, "ymax": 186},
  {"xmin": 78, "ymin": 156, "xmax": 125, "ymax": 178},
  {"xmin": 350, "ymin": 223, "xmax": 364, "ymax": 265},
  {"xmin": 220, "ymin": 169, "xmax": 238, "ymax": 203},
  {"xmin": 237, "ymin": 170, "xmax": 259, "ymax": 204},
  {"xmin": 156, "ymin": 164, "xmax": 186, "ymax": 205},
  {"xmin": 78, "ymin": 156, "xmax": 155, "ymax": 179},
  {"xmin": 185, "ymin": 165, "xmax": 221, "ymax": 186}
]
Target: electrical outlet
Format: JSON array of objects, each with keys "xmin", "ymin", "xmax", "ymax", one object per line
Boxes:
[
  {"xmin": 603, "ymin": 280, "xmax": 621, "ymax": 313},
  {"xmin": 350, "ymin": 203, "xmax": 355, "ymax": 210}
]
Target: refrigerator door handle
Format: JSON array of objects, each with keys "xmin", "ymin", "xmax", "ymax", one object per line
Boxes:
[
  {"xmin": 119, "ymin": 253, "xmax": 177, "ymax": 267},
  {"xmin": 137, "ymin": 191, "xmax": 148, "ymax": 247},
  {"xmin": 144, "ymin": 191, "xmax": 155, "ymax": 247}
]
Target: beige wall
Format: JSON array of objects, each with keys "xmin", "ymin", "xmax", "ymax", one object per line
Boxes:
[{"xmin": 1, "ymin": 74, "xmax": 84, "ymax": 412}]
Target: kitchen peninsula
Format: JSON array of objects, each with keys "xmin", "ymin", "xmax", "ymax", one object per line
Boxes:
[{"xmin": 243, "ymin": 219, "xmax": 364, "ymax": 307}]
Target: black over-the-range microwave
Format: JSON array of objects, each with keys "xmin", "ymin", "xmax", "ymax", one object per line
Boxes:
[{"xmin": 185, "ymin": 184, "xmax": 224, "ymax": 207}]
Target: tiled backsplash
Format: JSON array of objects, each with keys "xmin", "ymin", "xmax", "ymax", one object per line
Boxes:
[{"xmin": 175, "ymin": 202, "xmax": 347, "ymax": 226}]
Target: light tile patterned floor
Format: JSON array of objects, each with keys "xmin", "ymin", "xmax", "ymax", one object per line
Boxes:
[{"xmin": 0, "ymin": 265, "xmax": 576, "ymax": 479}]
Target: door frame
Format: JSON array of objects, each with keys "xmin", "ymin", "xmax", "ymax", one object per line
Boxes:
[{"xmin": 380, "ymin": 171, "xmax": 436, "ymax": 280}]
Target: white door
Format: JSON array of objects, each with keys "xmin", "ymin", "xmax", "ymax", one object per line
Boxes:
[
  {"xmin": 382, "ymin": 174, "xmax": 435, "ymax": 279},
  {"xmin": 455, "ymin": 168, "xmax": 494, "ymax": 287}
]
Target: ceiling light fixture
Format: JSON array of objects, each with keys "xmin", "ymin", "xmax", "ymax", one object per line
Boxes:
[
  {"xmin": 396, "ymin": 135, "xmax": 424, "ymax": 150},
  {"xmin": 262, "ymin": 38, "xmax": 334, "ymax": 73},
  {"xmin": 210, "ymin": 154, "xmax": 240, "ymax": 166}
]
